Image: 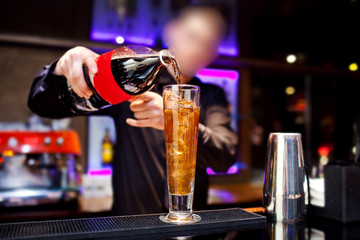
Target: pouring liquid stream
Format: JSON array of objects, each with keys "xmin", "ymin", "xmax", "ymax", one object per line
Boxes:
[{"xmin": 164, "ymin": 57, "xmax": 182, "ymax": 97}]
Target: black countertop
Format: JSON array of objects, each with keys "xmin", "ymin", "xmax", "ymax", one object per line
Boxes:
[{"xmin": 0, "ymin": 208, "xmax": 360, "ymax": 240}]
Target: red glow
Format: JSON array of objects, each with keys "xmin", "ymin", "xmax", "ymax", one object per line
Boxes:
[
  {"xmin": 294, "ymin": 100, "xmax": 306, "ymax": 112},
  {"xmin": 23, "ymin": 137, "xmax": 40, "ymax": 145},
  {"xmin": 318, "ymin": 146, "xmax": 330, "ymax": 157}
]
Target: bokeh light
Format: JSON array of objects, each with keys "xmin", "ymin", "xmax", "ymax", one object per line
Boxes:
[
  {"xmin": 286, "ymin": 54, "xmax": 297, "ymax": 64},
  {"xmin": 349, "ymin": 63, "xmax": 358, "ymax": 71},
  {"xmin": 285, "ymin": 86, "xmax": 296, "ymax": 95},
  {"xmin": 115, "ymin": 36, "xmax": 125, "ymax": 44}
]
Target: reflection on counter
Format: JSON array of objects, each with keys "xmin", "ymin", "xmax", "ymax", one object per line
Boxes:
[{"xmin": 268, "ymin": 221, "xmax": 322, "ymax": 240}]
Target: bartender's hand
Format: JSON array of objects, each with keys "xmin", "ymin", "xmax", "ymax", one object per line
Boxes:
[
  {"xmin": 126, "ymin": 92, "xmax": 164, "ymax": 130},
  {"xmin": 54, "ymin": 46, "xmax": 99, "ymax": 99}
]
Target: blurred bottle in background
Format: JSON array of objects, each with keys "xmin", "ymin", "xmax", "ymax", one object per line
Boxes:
[{"xmin": 101, "ymin": 128, "xmax": 114, "ymax": 166}]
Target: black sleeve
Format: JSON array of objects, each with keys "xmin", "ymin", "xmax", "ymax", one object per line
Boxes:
[
  {"xmin": 27, "ymin": 61, "xmax": 116, "ymax": 119},
  {"xmin": 197, "ymin": 86, "xmax": 238, "ymax": 172}
]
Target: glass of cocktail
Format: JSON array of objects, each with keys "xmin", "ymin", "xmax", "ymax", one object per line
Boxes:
[{"xmin": 160, "ymin": 84, "xmax": 201, "ymax": 224}]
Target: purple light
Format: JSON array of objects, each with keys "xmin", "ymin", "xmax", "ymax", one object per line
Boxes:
[
  {"xmin": 125, "ymin": 37, "xmax": 154, "ymax": 46},
  {"xmin": 91, "ymin": 31, "xmax": 117, "ymax": 41},
  {"xmin": 88, "ymin": 168, "xmax": 112, "ymax": 176},
  {"xmin": 209, "ymin": 189, "xmax": 236, "ymax": 203},
  {"xmin": 207, "ymin": 166, "xmax": 239, "ymax": 175},
  {"xmin": 90, "ymin": 31, "xmax": 155, "ymax": 46},
  {"xmin": 206, "ymin": 162, "xmax": 247, "ymax": 175},
  {"xmin": 227, "ymin": 165, "xmax": 238, "ymax": 174},
  {"xmin": 197, "ymin": 68, "xmax": 239, "ymax": 80},
  {"xmin": 206, "ymin": 167, "xmax": 216, "ymax": 175},
  {"xmin": 218, "ymin": 46, "xmax": 239, "ymax": 56}
]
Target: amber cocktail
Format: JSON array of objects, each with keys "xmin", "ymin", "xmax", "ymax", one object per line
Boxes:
[{"xmin": 160, "ymin": 84, "xmax": 200, "ymax": 224}]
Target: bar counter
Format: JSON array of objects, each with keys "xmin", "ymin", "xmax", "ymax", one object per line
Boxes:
[{"xmin": 1, "ymin": 207, "xmax": 360, "ymax": 239}]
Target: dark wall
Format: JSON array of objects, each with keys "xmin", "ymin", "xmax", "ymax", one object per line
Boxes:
[
  {"xmin": 0, "ymin": 0, "xmax": 92, "ymax": 40},
  {"xmin": 0, "ymin": 44, "xmax": 64, "ymax": 121},
  {"xmin": 0, "ymin": 0, "xmax": 93, "ymax": 121}
]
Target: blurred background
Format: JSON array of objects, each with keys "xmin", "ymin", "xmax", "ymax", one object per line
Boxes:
[{"xmin": 0, "ymin": 0, "xmax": 360, "ymax": 221}]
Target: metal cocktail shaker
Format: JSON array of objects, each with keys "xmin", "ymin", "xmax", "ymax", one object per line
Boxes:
[{"xmin": 263, "ymin": 133, "xmax": 308, "ymax": 222}]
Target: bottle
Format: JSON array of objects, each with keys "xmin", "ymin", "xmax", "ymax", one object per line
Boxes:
[
  {"xmin": 60, "ymin": 45, "xmax": 177, "ymax": 113},
  {"xmin": 102, "ymin": 128, "xmax": 114, "ymax": 166}
]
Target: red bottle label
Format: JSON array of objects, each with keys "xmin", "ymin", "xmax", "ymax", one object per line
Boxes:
[{"xmin": 93, "ymin": 50, "xmax": 131, "ymax": 104}]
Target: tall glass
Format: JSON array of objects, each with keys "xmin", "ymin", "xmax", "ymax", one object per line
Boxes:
[{"xmin": 160, "ymin": 84, "xmax": 201, "ymax": 224}]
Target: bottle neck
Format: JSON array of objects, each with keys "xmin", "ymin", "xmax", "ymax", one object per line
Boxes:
[{"xmin": 159, "ymin": 49, "xmax": 176, "ymax": 67}]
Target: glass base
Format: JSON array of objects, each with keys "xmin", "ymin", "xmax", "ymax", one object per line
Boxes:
[
  {"xmin": 160, "ymin": 192, "xmax": 200, "ymax": 224},
  {"xmin": 159, "ymin": 213, "xmax": 201, "ymax": 224}
]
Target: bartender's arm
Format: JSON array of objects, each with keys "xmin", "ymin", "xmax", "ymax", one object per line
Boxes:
[
  {"xmin": 28, "ymin": 47, "xmax": 98, "ymax": 118},
  {"xmin": 28, "ymin": 46, "xmax": 162, "ymax": 121}
]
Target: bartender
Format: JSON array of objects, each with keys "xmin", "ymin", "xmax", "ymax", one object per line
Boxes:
[{"xmin": 28, "ymin": 4, "xmax": 238, "ymax": 215}]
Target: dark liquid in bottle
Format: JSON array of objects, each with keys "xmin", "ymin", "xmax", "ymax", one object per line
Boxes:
[
  {"xmin": 111, "ymin": 55, "xmax": 182, "ymax": 95},
  {"xmin": 64, "ymin": 53, "xmax": 182, "ymax": 113},
  {"xmin": 111, "ymin": 56, "xmax": 163, "ymax": 95}
]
